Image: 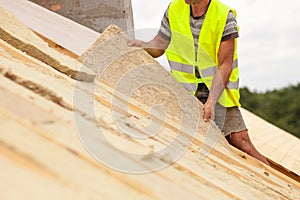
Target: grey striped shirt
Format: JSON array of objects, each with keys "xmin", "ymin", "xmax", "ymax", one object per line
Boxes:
[{"xmin": 159, "ymin": 5, "xmax": 239, "ymax": 52}]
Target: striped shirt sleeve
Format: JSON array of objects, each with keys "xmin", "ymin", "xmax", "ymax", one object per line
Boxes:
[
  {"xmin": 158, "ymin": 5, "xmax": 171, "ymax": 41},
  {"xmin": 221, "ymin": 11, "xmax": 239, "ymax": 41}
]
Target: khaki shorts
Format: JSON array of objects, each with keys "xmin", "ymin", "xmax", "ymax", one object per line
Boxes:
[
  {"xmin": 195, "ymin": 83, "xmax": 247, "ymax": 136},
  {"xmin": 214, "ymin": 103, "xmax": 248, "ymax": 136}
]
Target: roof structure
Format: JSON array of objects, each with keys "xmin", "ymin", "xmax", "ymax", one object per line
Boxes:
[
  {"xmin": 241, "ymin": 108, "xmax": 300, "ymax": 176},
  {"xmin": 0, "ymin": 1, "xmax": 299, "ymax": 199}
]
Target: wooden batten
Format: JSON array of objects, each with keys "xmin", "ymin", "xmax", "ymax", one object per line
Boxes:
[
  {"xmin": 0, "ymin": 6, "xmax": 95, "ymax": 82},
  {"xmin": 0, "ymin": 0, "xmax": 99, "ymax": 55},
  {"xmin": 33, "ymin": 31, "xmax": 79, "ymax": 60}
]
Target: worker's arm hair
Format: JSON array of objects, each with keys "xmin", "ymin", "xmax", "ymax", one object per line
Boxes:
[
  {"xmin": 128, "ymin": 34, "xmax": 170, "ymax": 58},
  {"xmin": 207, "ymin": 38, "xmax": 234, "ymax": 105}
]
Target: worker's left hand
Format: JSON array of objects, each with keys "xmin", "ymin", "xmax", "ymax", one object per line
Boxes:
[
  {"xmin": 203, "ymin": 99, "xmax": 215, "ymax": 122},
  {"xmin": 128, "ymin": 39, "xmax": 146, "ymax": 48}
]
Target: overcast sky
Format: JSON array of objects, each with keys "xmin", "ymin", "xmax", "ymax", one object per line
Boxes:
[{"xmin": 131, "ymin": 0, "xmax": 300, "ymax": 92}]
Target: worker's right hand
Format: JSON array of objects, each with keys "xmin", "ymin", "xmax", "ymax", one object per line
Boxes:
[
  {"xmin": 128, "ymin": 39, "xmax": 146, "ymax": 48},
  {"xmin": 203, "ymin": 98, "xmax": 215, "ymax": 122}
]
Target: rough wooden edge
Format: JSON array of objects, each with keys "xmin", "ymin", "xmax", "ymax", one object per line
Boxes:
[
  {"xmin": 33, "ymin": 31, "xmax": 79, "ymax": 60},
  {"xmin": 0, "ymin": 6, "xmax": 95, "ymax": 82}
]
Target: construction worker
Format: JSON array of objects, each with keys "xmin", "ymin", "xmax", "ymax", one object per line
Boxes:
[{"xmin": 128, "ymin": 0, "xmax": 269, "ymax": 165}]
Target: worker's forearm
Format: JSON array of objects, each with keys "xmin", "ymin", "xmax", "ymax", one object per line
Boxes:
[
  {"xmin": 207, "ymin": 38, "xmax": 235, "ymax": 105},
  {"xmin": 128, "ymin": 34, "xmax": 169, "ymax": 58},
  {"xmin": 143, "ymin": 37, "xmax": 167, "ymax": 58},
  {"xmin": 128, "ymin": 39, "xmax": 164, "ymax": 58},
  {"xmin": 207, "ymin": 64, "xmax": 232, "ymax": 105},
  {"xmin": 144, "ymin": 47, "xmax": 164, "ymax": 58}
]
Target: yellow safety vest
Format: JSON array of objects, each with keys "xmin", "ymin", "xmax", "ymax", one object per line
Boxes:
[{"xmin": 166, "ymin": 0, "xmax": 241, "ymax": 107}]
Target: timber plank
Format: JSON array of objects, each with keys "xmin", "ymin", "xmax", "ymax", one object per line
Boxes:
[
  {"xmin": 33, "ymin": 31, "xmax": 79, "ymax": 59},
  {"xmin": 0, "ymin": 6, "xmax": 95, "ymax": 81},
  {"xmin": 0, "ymin": 155, "xmax": 80, "ymax": 200},
  {"xmin": 0, "ymin": 0, "xmax": 99, "ymax": 55},
  {"xmin": 0, "ymin": 116, "xmax": 152, "ymax": 200}
]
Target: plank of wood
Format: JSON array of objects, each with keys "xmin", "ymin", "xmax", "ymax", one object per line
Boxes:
[
  {"xmin": 34, "ymin": 31, "xmax": 79, "ymax": 59},
  {"xmin": 0, "ymin": 154, "xmax": 80, "ymax": 200},
  {"xmin": 0, "ymin": 114, "xmax": 153, "ymax": 200},
  {"xmin": 0, "ymin": 0, "xmax": 99, "ymax": 55},
  {"xmin": 0, "ymin": 6, "xmax": 95, "ymax": 82}
]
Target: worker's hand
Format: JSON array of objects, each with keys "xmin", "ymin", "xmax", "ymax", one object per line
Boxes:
[
  {"xmin": 128, "ymin": 39, "xmax": 146, "ymax": 48},
  {"xmin": 203, "ymin": 98, "xmax": 215, "ymax": 122}
]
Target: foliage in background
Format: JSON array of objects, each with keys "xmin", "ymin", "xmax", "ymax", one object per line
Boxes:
[{"xmin": 240, "ymin": 84, "xmax": 300, "ymax": 139}]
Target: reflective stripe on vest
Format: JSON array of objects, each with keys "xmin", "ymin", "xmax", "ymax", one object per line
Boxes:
[
  {"xmin": 201, "ymin": 59, "xmax": 238, "ymax": 77},
  {"xmin": 166, "ymin": 0, "xmax": 241, "ymax": 107},
  {"xmin": 169, "ymin": 59, "xmax": 239, "ymax": 90},
  {"xmin": 181, "ymin": 82, "xmax": 197, "ymax": 93},
  {"xmin": 168, "ymin": 60, "xmax": 203, "ymax": 90},
  {"xmin": 169, "ymin": 60, "xmax": 194, "ymax": 74},
  {"xmin": 200, "ymin": 59, "xmax": 239, "ymax": 89}
]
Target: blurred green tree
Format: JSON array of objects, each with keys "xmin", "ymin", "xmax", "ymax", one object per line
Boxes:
[{"xmin": 240, "ymin": 84, "xmax": 300, "ymax": 139}]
